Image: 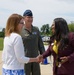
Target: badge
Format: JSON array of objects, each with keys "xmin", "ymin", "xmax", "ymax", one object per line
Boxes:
[
  {"xmin": 51, "ymin": 43, "xmax": 54, "ymax": 45},
  {"xmin": 25, "ymin": 33, "xmax": 29, "ymax": 36},
  {"xmin": 32, "ymin": 32, "xmax": 37, "ymax": 35}
]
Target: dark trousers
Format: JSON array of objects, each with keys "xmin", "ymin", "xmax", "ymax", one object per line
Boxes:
[{"xmin": 24, "ymin": 62, "xmax": 41, "ymax": 75}]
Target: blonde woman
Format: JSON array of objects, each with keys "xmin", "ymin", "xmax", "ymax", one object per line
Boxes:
[{"xmin": 2, "ymin": 14, "xmax": 39, "ymax": 75}]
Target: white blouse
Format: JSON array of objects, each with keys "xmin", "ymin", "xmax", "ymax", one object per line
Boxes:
[{"xmin": 2, "ymin": 33, "xmax": 30, "ymax": 70}]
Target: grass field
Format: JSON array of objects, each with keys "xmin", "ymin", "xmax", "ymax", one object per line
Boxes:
[{"xmin": 0, "ymin": 38, "xmax": 3, "ymax": 50}]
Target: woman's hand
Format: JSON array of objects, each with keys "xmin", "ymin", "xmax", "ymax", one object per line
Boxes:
[
  {"xmin": 37, "ymin": 55, "xmax": 43, "ymax": 63},
  {"xmin": 60, "ymin": 56, "xmax": 68, "ymax": 64}
]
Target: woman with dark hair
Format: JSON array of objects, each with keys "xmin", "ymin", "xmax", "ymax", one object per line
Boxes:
[{"xmin": 39, "ymin": 18, "xmax": 74, "ymax": 75}]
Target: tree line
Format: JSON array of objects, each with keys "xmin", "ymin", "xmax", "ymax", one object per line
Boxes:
[
  {"xmin": 40, "ymin": 22, "xmax": 74, "ymax": 36},
  {"xmin": 0, "ymin": 23, "xmax": 74, "ymax": 37}
]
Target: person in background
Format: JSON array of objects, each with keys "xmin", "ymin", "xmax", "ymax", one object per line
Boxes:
[
  {"xmin": 38, "ymin": 18, "xmax": 74, "ymax": 75},
  {"xmin": 2, "ymin": 14, "xmax": 40, "ymax": 75},
  {"xmin": 21, "ymin": 9, "xmax": 45, "ymax": 75}
]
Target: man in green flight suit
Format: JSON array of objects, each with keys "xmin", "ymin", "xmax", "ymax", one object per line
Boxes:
[{"xmin": 21, "ymin": 9, "xmax": 45, "ymax": 75}]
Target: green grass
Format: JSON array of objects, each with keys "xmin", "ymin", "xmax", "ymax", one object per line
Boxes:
[
  {"xmin": 0, "ymin": 38, "xmax": 3, "ymax": 51},
  {"xmin": 43, "ymin": 42, "xmax": 49, "ymax": 45}
]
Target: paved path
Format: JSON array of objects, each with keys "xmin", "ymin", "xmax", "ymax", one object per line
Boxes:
[{"xmin": 0, "ymin": 45, "xmax": 53, "ymax": 75}]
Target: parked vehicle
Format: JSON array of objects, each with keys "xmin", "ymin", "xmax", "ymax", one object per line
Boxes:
[{"xmin": 42, "ymin": 36, "xmax": 50, "ymax": 42}]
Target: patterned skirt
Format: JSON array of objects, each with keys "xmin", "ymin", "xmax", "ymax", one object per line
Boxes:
[{"xmin": 2, "ymin": 68, "xmax": 25, "ymax": 75}]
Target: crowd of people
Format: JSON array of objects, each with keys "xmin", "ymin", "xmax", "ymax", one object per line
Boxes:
[{"xmin": 2, "ymin": 9, "xmax": 74, "ymax": 75}]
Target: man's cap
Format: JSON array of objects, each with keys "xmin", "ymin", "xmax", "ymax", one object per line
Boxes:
[{"xmin": 23, "ymin": 10, "xmax": 33, "ymax": 16}]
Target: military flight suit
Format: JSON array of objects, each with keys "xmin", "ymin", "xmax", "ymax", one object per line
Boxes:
[{"xmin": 21, "ymin": 25, "xmax": 45, "ymax": 75}]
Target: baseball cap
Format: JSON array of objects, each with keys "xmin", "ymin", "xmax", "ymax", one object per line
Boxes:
[{"xmin": 23, "ymin": 9, "xmax": 33, "ymax": 16}]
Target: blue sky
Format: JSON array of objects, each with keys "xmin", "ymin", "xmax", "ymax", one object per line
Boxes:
[{"xmin": 0, "ymin": 0, "xmax": 74, "ymax": 29}]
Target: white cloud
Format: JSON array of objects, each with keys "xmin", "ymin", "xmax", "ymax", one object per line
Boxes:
[{"xmin": 0, "ymin": 0, "xmax": 74, "ymax": 29}]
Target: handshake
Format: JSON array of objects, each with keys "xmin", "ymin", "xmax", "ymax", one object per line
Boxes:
[{"xmin": 36, "ymin": 55, "xmax": 44, "ymax": 63}]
